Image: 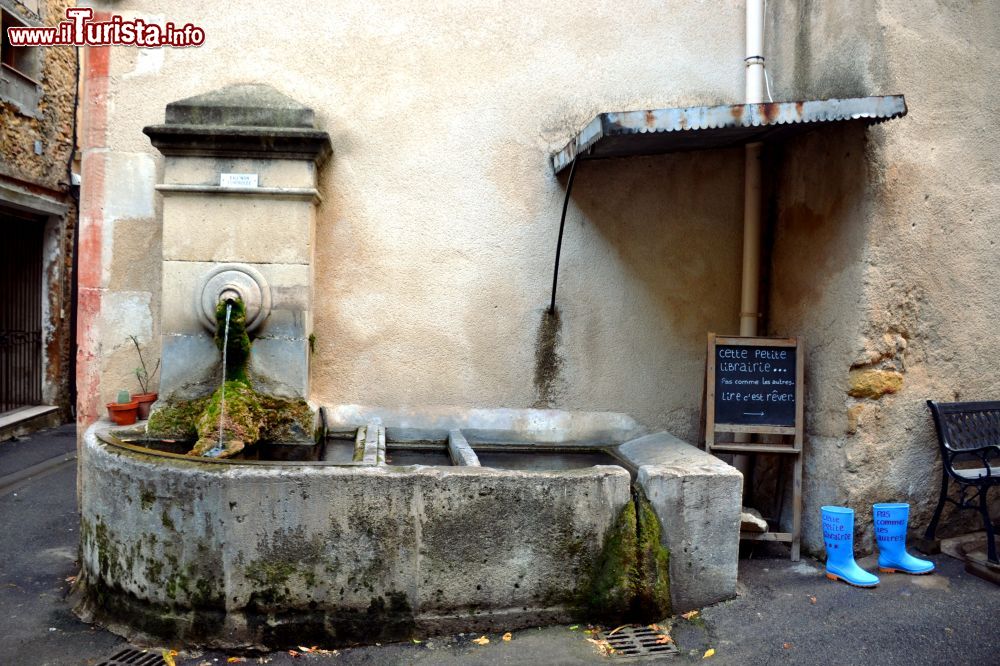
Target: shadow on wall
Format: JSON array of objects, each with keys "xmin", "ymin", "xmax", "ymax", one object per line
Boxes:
[
  {"xmin": 757, "ymin": 123, "xmax": 892, "ymax": 553},
  {"xmin": 541, "ymin": 148, "xmax": 744, "ymax": 436}
]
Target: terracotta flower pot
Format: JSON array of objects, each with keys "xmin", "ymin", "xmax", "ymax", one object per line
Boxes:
[
  {"xmin": 107, "ymin": 401, "xmax": 139, "ymax": 426},
  {"xmin": 132, "ymin": 392, "xmax": 158, "ymax": 420}
]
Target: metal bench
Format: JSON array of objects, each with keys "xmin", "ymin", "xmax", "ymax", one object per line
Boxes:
[{"xmin": 925, "ymin": 400, "xmax": 1000, "ymax": 563}]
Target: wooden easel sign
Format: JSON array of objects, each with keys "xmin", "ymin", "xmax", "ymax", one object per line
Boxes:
[
  {"xmin": 703, "ymin": 333, "xmax": 805, "ymax": 560},
  {"xmin": 705, "ymin": 334, "xmax": 804, "ymax": 452}
]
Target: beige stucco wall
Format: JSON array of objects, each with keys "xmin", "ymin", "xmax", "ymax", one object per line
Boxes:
[
  {"xmin": 764, "ymin": 0, "xmax": 1000, "ymax": 551},
  {"xmin": 81, "ymin": 0, "xmax": 748, "ymax": 439}
]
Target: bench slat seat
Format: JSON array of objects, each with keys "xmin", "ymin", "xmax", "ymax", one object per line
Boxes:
[
  {"xmin": 954, "ymin": 467, "xmax": 997, "ymax": 481},
  {"xmin": 926, "ymin": 400, "xmax": 999, "ymax": 563}
]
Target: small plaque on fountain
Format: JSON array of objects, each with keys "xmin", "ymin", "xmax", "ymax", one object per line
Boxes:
[{"xmin": 220, "ymin": 173, "xmax": 259, "ymax": 188}]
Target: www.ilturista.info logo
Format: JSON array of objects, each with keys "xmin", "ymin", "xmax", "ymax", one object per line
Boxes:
[{"xmin": 6, "ymin": 8, "xmax": 205, "ymax": 48}]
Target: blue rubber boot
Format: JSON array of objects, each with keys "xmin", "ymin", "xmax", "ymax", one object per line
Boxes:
[
  {"xmin": 822, "ymin": 506, "xmax": 880, "ymax": 587},
  {"xmin": 874, "ymin": 503, "xmax": 935, "ymax": 575}
]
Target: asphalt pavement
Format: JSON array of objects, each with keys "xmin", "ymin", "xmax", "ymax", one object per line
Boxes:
[{"xmin": 1, "ymin": 424, "xmax": 997, "ymax": 665}]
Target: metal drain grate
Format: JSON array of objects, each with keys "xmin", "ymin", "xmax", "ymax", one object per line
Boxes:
[
  {"xmin": 601, "ymin": 625, "xmax": 679, "ymax": 660},
  {"xmin": 96, "ymin": 647, "xmax": 166, "ymax": 666}
]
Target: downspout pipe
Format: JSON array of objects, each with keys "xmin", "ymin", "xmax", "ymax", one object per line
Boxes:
[
  {"xmin": 741, "ymin": 0, "xmax": 765, "ymax": 338},
  {"xmin": 735, "ymin": 0, "xmax": 767, "ymax": 483}
]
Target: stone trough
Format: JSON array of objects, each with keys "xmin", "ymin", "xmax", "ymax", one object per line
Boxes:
[{"xmin": 76, "ymin": 408, "xmax": 742, "ymax": 649}]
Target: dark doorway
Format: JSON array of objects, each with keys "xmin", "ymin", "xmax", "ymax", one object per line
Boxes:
[{"xmin": 0, "ymin": 208, "xmax": 44, "ymax": 413}]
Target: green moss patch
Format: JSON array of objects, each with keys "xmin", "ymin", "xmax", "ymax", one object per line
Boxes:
[
  {"xmin": 216, "ymin": 297, "xmax": 251, "ymax": 383},
  {"xmin": 147, "ymin": 398, "xmax": 207, "ymax": 440},
  {"xmin": 635, "ymin": 489, "xmax": 672, "ymax": 619},
  {"xmin": 580, "ymin": 490, "xmax": 672, "ymax": 623}
]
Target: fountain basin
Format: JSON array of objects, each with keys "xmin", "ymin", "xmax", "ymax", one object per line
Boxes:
[{"xmin": 77, "ymin": 410, "xmax": 742, "ymax": 649}]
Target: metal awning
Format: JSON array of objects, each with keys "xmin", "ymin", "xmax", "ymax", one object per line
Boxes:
[{"xmin": 551, "ymin": 95, "xmax": 907, "ymax": 173}]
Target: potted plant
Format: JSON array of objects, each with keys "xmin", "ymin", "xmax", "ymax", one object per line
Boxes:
[
  {"xmin": 107, "ymin": 389, "xmax": 139, "ymax": 426},
  {"xmin": 128, "ymin": 335, "xmax": 160, "ymax": 420}
]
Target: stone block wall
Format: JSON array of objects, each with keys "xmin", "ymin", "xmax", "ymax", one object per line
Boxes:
[
  {"xmin": 0, "ymin": 0, "xmax": 78, "ymax": 418},
  {"xmin": 762, "ymin": 0, "xmax": 1000, "ymax": 553}
]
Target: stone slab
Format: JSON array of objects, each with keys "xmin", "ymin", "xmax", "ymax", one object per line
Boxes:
[
  {"xmin": 163, "ymin": 156, "xmax": 315, "ymax": 189},
  {"xmin": 447, "ymin": 430, "xmax": 481, "ymax": 466},
  {"xmin": 161, "ymin": 194, "xmax": 313, "ymax": 264},
  {"xmin": 158, "ymin": 333, "xmax": 222, "ymax": 401},
  {"xmin": 616, "ymin": 432, "xmax": 743, "ymax": 612},
  {"xmin": 322, "ymin": 405, "xmax": 646, "ymax": 445},
  {"xmin": 160, "ymin": 260, "xmax": 311, "ymax": 338},
  {"xmin": 249, "ymin": 337, "xmax": 310, "ymax": 399}
]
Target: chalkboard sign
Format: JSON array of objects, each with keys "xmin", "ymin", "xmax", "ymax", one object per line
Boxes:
[
  {"xmin": 702, "ymin": 334, "xmax": 805, "ymax": 561},
  {"xmin": 714, "ymin": 342, "xmax": 797, "ymax": 427},
  {"xmin": 704, "ymin": 334, "xmax": 804, "ymax": 448}
]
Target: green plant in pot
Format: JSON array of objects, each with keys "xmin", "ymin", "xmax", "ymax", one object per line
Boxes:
[
  {"xmin": 106, "ymin": 389, "xmax": 139, "ymax": 426},
  {"xmin": 128, "ymin": 335, "xmax": 160, "ymax": 420}
]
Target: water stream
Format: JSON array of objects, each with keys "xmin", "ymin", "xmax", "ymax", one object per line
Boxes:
[{"xmin": 209, "ymin": 301, "xmax": 233, "ymax": 457}]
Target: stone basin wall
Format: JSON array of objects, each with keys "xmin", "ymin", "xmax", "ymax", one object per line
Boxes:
[
  {"xmin": 77, "ymin": 417, "xmax": 741, "ymax": 649},
  {"xmin": 78, "ymin": 424, "xmax": 632, "ymax": 648}
]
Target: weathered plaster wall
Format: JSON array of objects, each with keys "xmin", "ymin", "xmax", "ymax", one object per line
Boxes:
[
  {"xmin": 79, "ymin": 0, "xmax": 749, "ymax": 439},
  {"xmin": 764, "ymin": 0, "xmax": 1000, "ymax": 552},
  {"xmin": 0, "ymin": 0, "xmax": 77, "ymax": 417}
]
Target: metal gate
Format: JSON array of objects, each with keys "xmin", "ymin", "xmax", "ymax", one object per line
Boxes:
[{"xmin": 0, "ymin": 210, "xmax": 44, "ymax": 413}]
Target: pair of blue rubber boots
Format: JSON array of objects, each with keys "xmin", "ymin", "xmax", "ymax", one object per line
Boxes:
[{"xmin": 822, "ymin": 503, "xmax": 934, "ymax": 587}]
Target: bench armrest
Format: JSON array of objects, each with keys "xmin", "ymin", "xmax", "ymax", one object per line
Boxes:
[{"xmin": 946, "ymin": 444, "xmax": 1000, "ymax": 477}]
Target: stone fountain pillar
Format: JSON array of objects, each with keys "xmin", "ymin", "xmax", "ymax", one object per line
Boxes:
[{"xmin": 143, "ymin": 84, "xmax": 330, "ymax": 403}]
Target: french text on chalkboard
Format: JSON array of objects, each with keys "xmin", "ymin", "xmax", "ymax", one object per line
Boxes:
[{"xmin": 714, "ymin": 342, "xmax": 797, "ymax": 427}]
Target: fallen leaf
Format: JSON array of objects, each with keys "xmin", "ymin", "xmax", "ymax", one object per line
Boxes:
[
  {"xmin": 703, "ymin": 648, "xmax": 716, "ymax": 659},
  {"xmin": 656, "ymin": 635, "xmax": 673, "ymax": 644},
  {"xmin": 648, "ymin": 623, "xmax": 660, "ymax": 631},
  {"xmin": 163, "ymin": 650, "xmax": 178, "ymax": 666},
  {"xmin": 682, "ymin": 610, "xmax": 700, "ymax": 620},
  {"xmin": 227, "ymin": 658, "xmax": 246, "ymax": 664},
  {"xmin": 568, "ymin": 625, "xmax": 579, "ymax": 630},
  {"xmin": 412, "ymin": 638, "xmax": 423, "ymax": 644},
  {"xmin": 64, "ymin": 575, "xmax": 77, "ymax": 584},
  {"xmin": 472, "ymin": 636, "xmax": 490, "ymax": 645},
  {"xmin": 502, "ymin": 632, "xmax": 512, "ymax": 641},
  {"xmin": 287, "ymin": 650, "xmax": 300, "ymax": 658},
  {"xmin": 587, "ymin": 638, "xmax": 615, "ymax": 657},
  {"xmin": 809, "ymin": 595, "xmax": 817, "ymax": 605},
  {"xmin": 783, "ymin": 643, "xmax": 792, "ymax": 649},
  {"xmin": 607, "ymin": 625, "xmax": 629, "ymax": 636}
]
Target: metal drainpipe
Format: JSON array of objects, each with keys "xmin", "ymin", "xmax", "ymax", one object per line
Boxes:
[{"xmin": 734, "ymin": 0, "xmax": 767, "ymax": 485}]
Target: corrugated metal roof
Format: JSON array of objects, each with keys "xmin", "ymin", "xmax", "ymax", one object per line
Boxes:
[{"xmin": 551, "ymin": 95, "xmax": 906, "ymax": 173}]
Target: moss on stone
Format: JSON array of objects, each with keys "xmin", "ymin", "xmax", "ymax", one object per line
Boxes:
[
  {"xmin": 147, "ymin": 397, "xmax": 207, "ymax": 440},
  {"xmin": 634, "ymin": 489, "xmax": 672, "ymax": 619},
  {"xmin": 579, "ymin": 491, "xmax": 672, "ymax": 623},
  {"xmin": 582, "ymin": 500, "xmax": 638, "ymax": 620},
  {"xmin": 190, "ymin": 380, "xmax": 263, "ymax": 457},
  {"xmin": 216, "ymin": 297, "xmax": 251, "ymax": 383},
  {"xmin": 139, "ymin": 488, "xmax": 156, "ymax": 511},
  {"xmin": 259, "ymin": 395, "xmax": 315, "ymax": 442}
]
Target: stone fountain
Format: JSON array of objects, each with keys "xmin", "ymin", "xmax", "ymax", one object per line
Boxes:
[
  {"xmin": 139, "ymin": 84, "xmax": 329, "ymax": 458},
  {"xmin": 75, "ymin": 84, "xmax": 743, "ymax": 650}
]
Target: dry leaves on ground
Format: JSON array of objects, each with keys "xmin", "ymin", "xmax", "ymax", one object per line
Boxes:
[
  {"xmin": 162, "ymin": 650, "xmax": 179, "ymax": 666},
  {"xmin": 586, "ymin": 638, "xmax": 615, "ymax": 657},
  {"xmin": 502, "ymin": 632, "xmax": 512, "ymax": 641},
  {"xmin": 681, "ymin": 610, "xmax": 700, "ymax": 620},
  {"xmin": 809, "ymin": 595, "xmax": 817, "ymax": 604},
  {"xmin": 703, "ymin": 648, "xmax": 716, "ymax": 659},
  {"xmin": 472, "ymin": 636, "xmax": 490, "ymax": 645}
]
